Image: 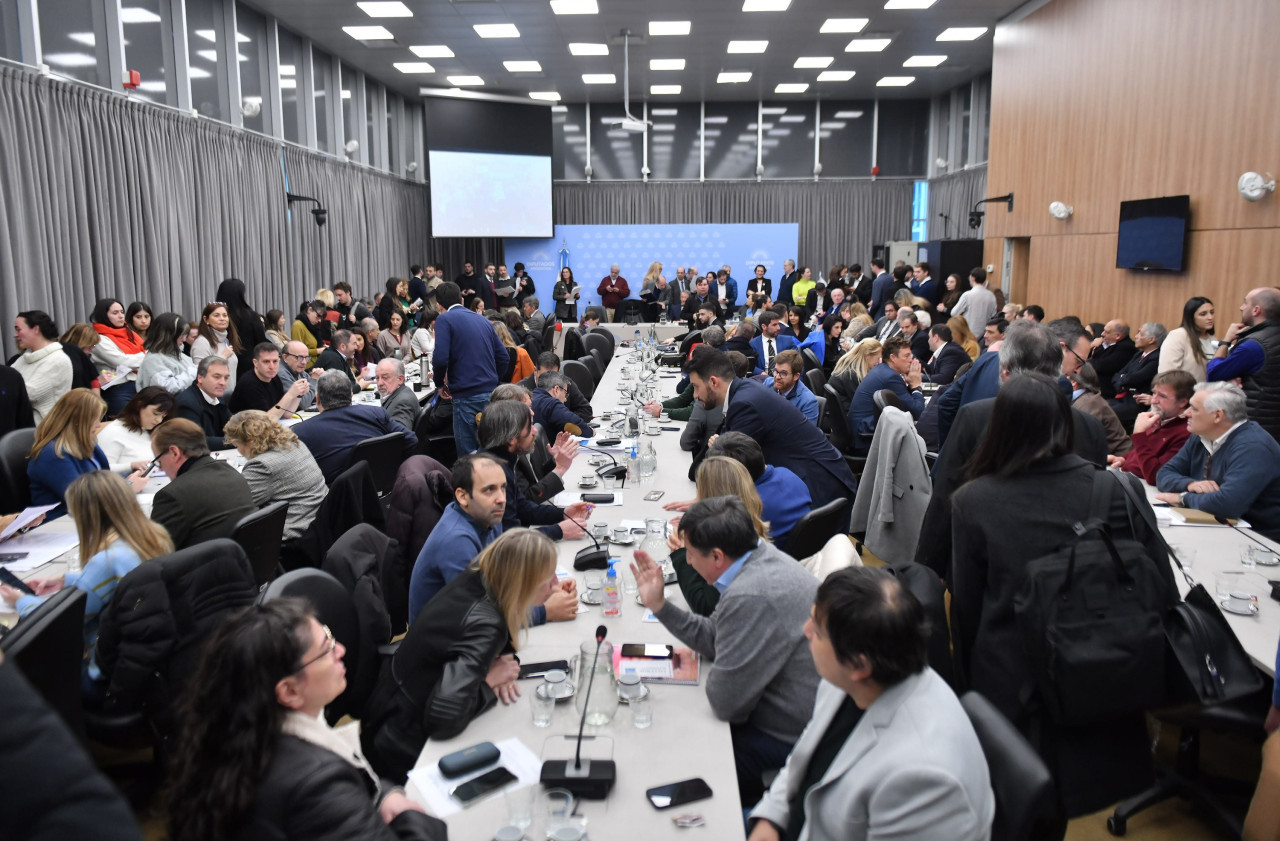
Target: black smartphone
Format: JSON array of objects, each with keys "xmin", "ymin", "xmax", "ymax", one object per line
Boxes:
[
  {"xmin": 595, "ymin": 437, "xmax": 622, "ymax": 447},
  {"xmin": 646, "ymin": 778, "xmax": 713, "ymax": 809},
  {"xmin": 0, "ymin": 567, "xmax": 35, "ymax": 596},
  {"xmin": 0, "ymin": 553, "xmax": 29, "ymax": 563},
  {"xmin": 621, "ymin": 643, "xmax": 674, "ymax": 660},
  {"xmin": 451, "ymin": 766, "xmax": 517, "ymax": 806},
  {"xmin": 581, "ymin": 493, "xmax": 615, "ymax": 504},
  {"xmin": 519, "ymin": 659, "xmax": 570, "ymax": 679}
]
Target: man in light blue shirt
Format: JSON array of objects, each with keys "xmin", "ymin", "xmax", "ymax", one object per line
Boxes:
[{"xmin": 766, "ymin": 350, "xmax": 819, "ymax": 424}]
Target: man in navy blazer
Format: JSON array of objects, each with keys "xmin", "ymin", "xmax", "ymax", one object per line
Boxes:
[
  {"xmin": 749, "ymin": 311, "xmax": 799, "ymax": 374},
  {"xmin": 909, "ymin": 262, "xmax": 939, "ymax": 307},
  {"xmin": 685, "ymin": 350, "xmax": 858, "ymax": 527},
  {"xmin": 530, "ymin": 372, "xmax": 595, "ymax": 438},
  {"xmin": 922, "ymin": 325, "xmax": 971, "ymax": 385},
  {"xmin": 292, "ymin": 371, "xmax": 418, "ymax": 484},
  {"xmin": 848, "ymin": 338, "xmax": 925, "ymax": 454},
  {"xmin": 776, "ymin": 259, "xmax": 798, "ymax": 306}
]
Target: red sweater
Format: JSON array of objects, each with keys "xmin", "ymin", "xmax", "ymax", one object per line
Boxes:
[{"xmin": 1120, "ymin": 416, "xmax": 1191, "ymax": 484}]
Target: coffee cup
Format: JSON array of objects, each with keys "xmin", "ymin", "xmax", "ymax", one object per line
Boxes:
[
  {"xmin": 591, "ymin": 522, "xmax": 609, "ymax": 540},
  {"xmin": 578, "ymin": 474, "xmax": 597, "ymax": 487},
  {"xmin": 645, "ymin": 420, "xmax": 659, "ymax": 434},
  {"xmin": 611, "ymin": 526, "xmax": 630, "ymax": 542},
  {"xmin": 1227, "ymin": 590, "xmax": 1255, "ymax": 612},
  {"xmin": 659, "ymin": 411, "xmax": 670, "ymax": 422}
]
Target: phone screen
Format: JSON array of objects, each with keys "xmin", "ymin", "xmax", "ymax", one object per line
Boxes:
[
  {"xmin": 621, "ymin": 644, "xmax": 674, "ymax": 659},
  {"xmin": 646, "ymin": 777, "xmax": 713, "ymax": 809},
  {"xmin": 0, "ymin": 568, "xmax": 35, "ymax": 595},
  {"xmin": 519, "ymin": 659, "xmax": 570, "ymax": 680},
  {"xmin": 451, "ymin": 766, "xmax": 517, "ymax": 806}
]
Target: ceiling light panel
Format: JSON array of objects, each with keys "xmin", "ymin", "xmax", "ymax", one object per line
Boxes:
[
  {"xmin": 356, "ymin": 1, "xmax": 412, "ymax": 17},
  {"xmin": 743, "ymin": 0, "xmax": 790, "ymax": 9},
  {"xmin": 820, "ymin": 18, "xmax": 869, "ymax": 33},
  {"xmin": 651, "ymin": 108, "xmax": 678, "ymax": 116},
  {"xmin": 448, "ymin": 75, "xmax": 484, "ymax": 85},
  {"xmin": 727, "ymin": 40, "xmax": 768, "ymax": 53},
  {"xmin": 845, "ymin": 38, "xmax": 892, "ymax": 52},
  {"xmin": 119, "ymin": 7, "xmax": 161, "ymax": 24},
  {"xmin": 582, "ymin": 73, "xmax": 616, "ymax": 84},
  {"xmin": 343, "ymin": 25, "xmax": 394, "ymax": 40},
  {"xmin": 503, "ymin": 60, "xmax": 542, "ymax": 72},
  {"xmin": 877, "ymin": 75, "xmax": 915, "ymax": 86},
  {"xmin": 550, "ymin": 0, "xmax": 598, "ymax": 13},
  {"xmin": 394, "ymin": 62, "xmax": 435, "ymax": 73},
  {"xmin": 884, "ymin": 0, "xmax": 937, "ymax": 7},
  {"xmin": 774, "ymin": 83, "xmax": 808, "ymax": 93},
  {"xmin": 473, "ymin": 23, "xmax": 520, "ymax": 38},
  {"xmin": 411, "ymin": 45, "xmax": 454, "ymax": 58},
  {"xmin": 834, "ymin": 110, "xmax": 864, "ymax": 118},
  {"xmin": 903, "ymin": 55, "xmax": 946, "ymax": 66},
  {"xmin": 568, "ymin": 42, "xmax": 608, "ymax": 55},
  {"xmin": 704, "ymin": 115, "xmax": 729, "ymax": 123},
  {"xmin": 793, "ymin": 56, "xmax": 832, "ymax": 68},
  {"xmin": 650, "ymin": 58, "xmax": 686, "ymax": 70},
  {"xmin": 278, "ymin": 64, "xmax": 295, "ymax": 76},
  {"xmin": 529, "ymin": 91, "xmax": 562, "ymax": 101},
  {"xmin": 937, "ymin": 27, "xmax": 989, "ymax": 40},
  {"xmin": 649, "ymin": 21, "xmax": 691, "ymax": 36},
  {"xmin": 716, "ymin": 71, "xmax": 751, "ymax": 83},
  {"xmin": 650, "ymin": 84, "xmax": 681, "ymax": 94},
  {"xmin": 816, "ymin": 70, "xmax": 854, "ymax": 81},
  {"xmin": 778, "ymin": 114, "xmax": 805, "ymax": 122}
]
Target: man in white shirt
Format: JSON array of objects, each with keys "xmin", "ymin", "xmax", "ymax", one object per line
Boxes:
[{"xmin": 950, "ymin": 267, "xmax": 998, "ymax": 334}]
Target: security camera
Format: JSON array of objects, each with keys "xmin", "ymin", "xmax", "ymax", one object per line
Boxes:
[
  {"xmin": 312, "ymin": 208, "xmax": 328, "ymax": 227},
  {"xmin": 968, "ymin": 210, "xmax": 984, "ymax": 229}
]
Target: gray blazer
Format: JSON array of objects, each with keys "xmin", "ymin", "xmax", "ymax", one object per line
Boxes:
[
  {"xmin": 653, "ymin": 541, "xmax": 818, "ymax": 744},
  {"xmin": 750, "ymin": 672, "xmax": 995, "ymax": 841},
  {"xmin": 849, "ymin": 407, "xmax": 932, "ymax": 565},
  {"xmin": 241, "ymin": 443, "xmax": 329, "ymax": 540},
  {"xmin": 380, "ymin": 385, "xmax": 420, "ymax": 433}
]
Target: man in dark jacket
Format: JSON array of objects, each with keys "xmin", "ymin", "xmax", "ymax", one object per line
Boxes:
[
  {"xmin": 175, "ymin": 356, "xmax": 233, "ymax": 450},
  {"xmin": 315, "ymin": 330, "xmax": 365, "ymax": 395},
  {"xmin": 149, "ymin": 419, "xmax": 256, "ymax": 549},
  {"xmin": 0, "ymin": 364, "xmax": 35, "ymax": 438},
  {"xmin": 530, "ymin": 373, "xmax": 595, "ymax": 438},
  {"xmin": 922, "ymin": 325, "xmax": 971, "ymax": 385},
  {"xmin": 520, "ymin": 351, "xmax": 593, "ymax": 423},
  {"xmin": 432, "ymin": 282, "xmax": 508, "ymax": 455},
  {"xmin": 723, "ymin": 320, "xmax": 760, "ymax": 371},
  {"xmin": 1088, "ymin": 319, "xmax": 1136, "ymax": 387},
  {"xmin": 292, "ymin": 372, "xmax": 418, "ymax": 484}
]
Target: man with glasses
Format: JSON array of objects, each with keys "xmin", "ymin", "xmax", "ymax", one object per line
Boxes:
[
  {"xmin": 277, "ymin": 340, "xmax": 321, "ymax": 411},
  {"xmin": 530, "ymin": 372, "xmax": 595, "ymax": 439},
  {"xmin": 230, "ymin": 342, "xmax": 309, "ymax": 419}
]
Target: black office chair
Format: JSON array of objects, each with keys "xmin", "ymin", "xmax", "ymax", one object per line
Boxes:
[
  {"xmin": 960, "ymin": 691, "xmax": 1066, "ymax": 841},
  {"xmin": 813, "ymin": 394, "xmax": 828, "ymax": 433},
  {"xmin": 615, "ymin": 299, "xmax": 645, "ymax": 324},
  {"xmin": 678, "ymin": 330, "xmax": 703, "ymax": 359},
  {"xmin": 562, "ymin": 359, "xmax": 595, "ymax": 400},
  {"xmin": 232, "ymin": 500, "xmax": 291, "ymax": 587},
  {"xmin": 582, "ymin": 352, "xmax": 604, "ymax": 384},
  {"xmin": 822, "ymin": 384, "xmax": 867, "ymax": 477},
  {"xmin": 782, "ymin": 497, "xmax": 849, "ymax": 560},
  {"xmin": 422, "ymin": 433, "xmax": 457, "ymax": 467},
  {"xmin": 804, "ymin": 367, "xmax": 827, "ymax": 396},
  {"xmin": 346, "ymin": 432, "xmax": 407, "ymax": 496},
  {"xmin": 541, "ymin": 321, "xmax": 557, "ymax": 355},
  {"xmin": 0, "ymin": 587, "xmax": 88, "ymax": 743},
  {"xmin": 873, "ymin": 388, "xmax": 908, "ymax": 419},
  {"xmin": 800, "ymin": 347, "xmax": 822, "ymax": 373},
  {"xmin": 582, "ymin": 331, "xmax": 614, "ymax": 368},
  {"xmin": 0, "ymin": 427, "xmax": 35, "ymax": 514}
]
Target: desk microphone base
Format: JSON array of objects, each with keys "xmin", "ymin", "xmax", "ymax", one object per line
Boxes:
[
  {"xmin": 573, "ymin": 546, "xmax": 611, "ymax": 571},
  {"xmin": 540, "ymin": 758, "xmax": 617, "ymax": 799}
]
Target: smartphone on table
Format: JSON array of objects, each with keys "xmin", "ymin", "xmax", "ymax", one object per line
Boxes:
[
  {"xmin": 646, "ymin": 777, "xmax": 713, "ymax": 809},
  {"xmin": 451, "ymin": 766, "xmax": 517, "ymax": 806}
]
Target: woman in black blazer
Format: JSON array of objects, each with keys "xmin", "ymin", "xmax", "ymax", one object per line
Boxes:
[
  {"xmin": 166, "ymin": 599, "xmax": 446, "ymax": 841},
  {"xmin": 746, "ymin": 263, "xmax": 772, "ymax": 298},
  {"xmin": 361, "ymin": 529, "xmax": 558, "ymax": 782},
  {"xmin": 949, "ymin": 373, "xmax": 1178, "ymax": 818}
]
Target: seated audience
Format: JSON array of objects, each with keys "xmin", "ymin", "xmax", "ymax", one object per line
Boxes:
[
  {"xmin": 290, "ymin": 300, "xmax": 324, "ymax": 363},
  {"xmin": 292, "ymin": 371, "xmax": 417, "ymax": 484},
  {"xmin": 27, "ymin": 389, "xmax": 108, "ymax": 515},
  {"xmin": 410, "ymin": 309, "xmax": 437, "ymax": 361},
  {"xmin": 229, "ymin": 342, "xmax": 309, "ymax": 419},
  {"xmin": 1087, "ymin": 319, "xmax": 1136, "ymax": 386},
  {"xmin": 276, "ymin": 340, "xmax": 318, "ymax": 411},
  {"xmin": 362, "ymin": 530, "xmax": 560, "ymax": 782},
  {"xmin": 375, "ymin": 358, "xmax": 419, "ymax": 432},
  {"xmin": 522, "ymin": 296, "xmax": 546, "ymax": 337},
  {"xmin": 11, "ymin": 310, "xmax": 73, "ymax": 423},
  {"xmin": 315, "ymin": 329, "xmax": 364, "ymax": 394},
  {"xmin": 1, "ymin": 470, "xmax": 172, "ymax": 703},
  {"xmin": 1107, "ymin": 321, "xmax": 1166, "ymax": 430},
  {"xmin": 1158, "ymin": 295, "xmax": 1215, "ymax": 382},
  {"xmin": 709, "ymin": 432, "xmax": 812, "ymax": 547},
  {"xmin": 189, "ymin": 302, "xmax": 241, "ymax": 392},
  {"xmin": 531, "ymin": 372, "xmax": 595, "ymax": 438},
  {"xmin": 948, "ymin": 315, "xmax": 980, "ymax": 360},
  {"xmin": 136, "ymin": 311, "xmax": 197, "ymax": 394},
  {"xmin": 1019, "ymin": 304, "xmax": 1045, "ymax": 322},
  {"xmin": 921, "ymin": 324, "xmax": 969, "ymax": 385},
  {"xmin": 848, "ymin": 336, "xmax": 924, "ymax": 453},
  {"xmin": 1069, "ymin": 363, "xmax": 1132, "ymax": 456},
  {"xmin": 1156, "ymin": 382, "xmax": 1280, "ymax": 540},
  {"xmin": 950, "ymin": 373, "xmax": 1176, "ymax": 816},
  {"xmin": 148, "ymin": 418, "xmax": 255, "ymax": 549},
  {"xmin": 1112, "ymin": 370, "xmax": 1195, "ymax": 483},
  {"xmin": 519, "ymin": 351, "xmax": 592, "ymax": 423},
  {"xmin": 856, "ymin": 300, "xmax": 901, "ymax": 343},
  {"xmin": 487, "ymin": 383, "xmax": 579, "ymax": 505},
  {"xmin": 748, "ymin": 566, "xmax": 995, "ymax": 841},
  {"xmin": 264, "ymin": 308, "xmax": 290, "ymax": 349},
  {"xmin": 89, "ymin": 298, "xmax": 146, "ymax": 416},
  {"xmin": 376, "ymin": 310, "xmax": 413, "ymax": 360},
  {"xmin": 767, "ymin": 350, "xmax": 819, "ymax": 424},
  {"xmin": 166, "ymin": 599, "xmax": 445, "ymax": 841},
  {"xmin": 723, "ymin": 320, "xmax": 759, "ymax": 370},
  {"xmin": 175, "ymin": 356, "xmax": 233, "ymax": 450},
  {"xmin": 632, "ymin": 496, "xmax": 820, "ymax": 807},
  {"xmin": 222, "ymin": 411, "xmax": 327, "ymax": 543},
  {"xmin": 96, "ymin": 386, "xmax": 174, "ymax": 473},
  {"xmin": 826, "ymin": 339, "xmax": 882, "ymax": 419},
  {"xmin": 58, "ymin": 323, "xmax": 102, "ymax": 395},
  {"xmin": 493, "ymin": 321, "xmax": 533, "ymax": 384},
  {"xmin": 897, "ymin": 309, "xmax": 930, "ymax": 362}
]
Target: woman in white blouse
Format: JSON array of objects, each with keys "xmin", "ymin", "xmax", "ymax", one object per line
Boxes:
[
  {"xmin": 190, "ymin": 302, "xmax": 241, "ymax": 391},
  {"xmin": 1158, "ymin": 296, "xmax": 1216, "ymax": 381},
  {"xmin": 410, "ymin": 310, "xmax": 436, "ymax": 361},
  {"xmin": 96, "ymin": 386, "xmax": 175, "ymax": 474},
  {"xmin": 137, "ymin": 312, "xmax": 198, "ymax": 394}
]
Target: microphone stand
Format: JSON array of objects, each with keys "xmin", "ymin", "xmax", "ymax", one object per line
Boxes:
[{"xmin": 540, "ymin": 626, "xmax": 618, "ymax": 798}]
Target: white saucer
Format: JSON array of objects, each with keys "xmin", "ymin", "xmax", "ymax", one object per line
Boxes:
[
  {"xmin": 1220, "ymin": 599, "xmax": 1259, "ymax": 616},
  {"xmin": 609, "ymin": 535, "xmax": 635, "ymax": 546},
  {"xmin": 578, "ymin": 481, "xmax": 599, "ymax": 489}
]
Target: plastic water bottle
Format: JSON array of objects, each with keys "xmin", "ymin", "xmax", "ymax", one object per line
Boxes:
[
  {"xmin": 627, "ymin": 442, "xmax": 639, "ymax": 483},
  {"xmin": 634, "ymin": 329, "xmax": 641, "ymax": 349},
  {"xmin": 603, "ymin": 562, "xmax": 622, "ymax": 617}
]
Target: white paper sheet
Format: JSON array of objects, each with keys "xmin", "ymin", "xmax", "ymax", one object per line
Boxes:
[
  {"xmin": 0, "ymin": 530, "xmax": 80, "ymax": 572},
  {"xmin": 0, "ymin": 505, "xmax": 60, "ymax": 540},
  {"xmin": 407, "ymin": 737, "xmax": 542, "ymax": 818},
  {"xmin": 553, "ymin": 490, "xmax": 625, "ymax": 507}
]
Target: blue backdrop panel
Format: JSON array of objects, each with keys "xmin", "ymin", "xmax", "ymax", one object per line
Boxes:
[{"xmin": 504, "ymin": 223, "xmax": 799, "ymax": 314}]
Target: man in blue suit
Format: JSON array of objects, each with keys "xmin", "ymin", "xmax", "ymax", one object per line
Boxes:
[
  {"xmin": 868, "ymin": 258, "xmax": 894, "ymax": 319},
  {"xmin": 749, "ymin": 311, "xmax": 798, "ymax": 375},
  {"xmin": 292, "ymin": 370, "xmax": 419, "ymax": 484},
  {"xmin": 848, "ymin": 337, "xmax": 925, "ymax": 455},
  {"xmin": 921, "ymin": 324, "xmax": 972, "ymax": 386},
  {"xmin": 909, "ymin": 262, "xmax": 939, "ymax": 307},
  {"xmin": 777, "ymin": 259, "xmax": 798, "ymax": 307},
  {"xmin": 531, "ymin": 372, "xmax": 595, "ymax": 438},
  {"xmin": 685, "ymin": 349, "xmax": 857, "ymax": 529}
]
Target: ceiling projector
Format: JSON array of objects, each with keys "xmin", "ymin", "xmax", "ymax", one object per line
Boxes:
[{"xmin": 613, "ymin": 117, "xmax": 648, "ymax": 134}]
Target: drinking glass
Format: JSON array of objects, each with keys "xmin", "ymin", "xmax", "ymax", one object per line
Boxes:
[
  {"xmin": 1214, "ymin": 573, "xmax": 1235, "ymax": 599},
  {"xmin": 504, "ymin": 786, "xmax": 534, "ymax": 829},
  {"xmin": 532, "ymin": 691, "xmax": 555, "ymax": 728},
  {"xmin": 630, "ymin": 692, "xmax": 653, "ymax": 728},
  {"xmin": 541, "ymin": 789, "xmax": 576, "ymax": 834}
]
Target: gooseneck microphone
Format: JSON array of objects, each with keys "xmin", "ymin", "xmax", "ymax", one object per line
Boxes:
[
  {"xmin": 566, "ymin": 512, "xmax": 610, "ymax": 571},
  {"xmin": 540, "ymin": 625, "xmax": 618, "ymax": 798}
]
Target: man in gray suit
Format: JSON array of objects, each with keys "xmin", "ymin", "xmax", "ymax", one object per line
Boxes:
[
  {"xmin": 748, "ymin": 567, "xmax": 995, "ymax": 841},
  {"xmin": 375, "ymin": 358, "xmax": 420, "ymax": 432},
  {"xmin": 632, "ymin": 496, "xmax": 820, "ymax": 808}
]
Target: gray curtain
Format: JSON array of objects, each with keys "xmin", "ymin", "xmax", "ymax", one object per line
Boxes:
[
  {"xmin": 928, "ymin": 165, "xmax": 988, "ymax": 240},
  {"xmin": 553, "ymin": 180, "xmax": 914, "ymax": 276}
]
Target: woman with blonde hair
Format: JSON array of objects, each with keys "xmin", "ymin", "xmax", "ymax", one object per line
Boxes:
[
  {"xmin": 26, "ymin": 389, "xmax": 110, "ymax": 516},
  {"xmin": 361, "ymin": 525, "xmax": 559, "ymax": 781},
  {"xmin": 492, "ymin": 321, "xmax": 534, "ymax": 383},
  {"xmin": 223, "ymin": 411, "xmax": 327, "ymax": 542},
  {"xmin": 828, "ymin": 338, "xmax": 884, "ymax": 421},
  {"xmin": 640, "ymin": 261, "xmax": 664, "ymax": 299},
  {"xmin": 59, "ymin": 322, "xmax": 102, "ymax": 395},
  {"xmin": 948, "ymin": 315, "xmax": 981, "ymax": 360},
  {"xmin": 1, "ymin": 470, "xmax": 172, "ymax": 702}
]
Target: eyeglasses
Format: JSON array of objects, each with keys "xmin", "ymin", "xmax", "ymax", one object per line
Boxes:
[
  {"xmin": 293, "ymin": 624, "xmax": 337, "ymax": 673},
  {"xmin": 280, "ymin": 352, "xmax": 305, "ymax": 361},
  {"xmin": 1064, "ymin": 343, "xmax": 1088, "ymax": 367}
]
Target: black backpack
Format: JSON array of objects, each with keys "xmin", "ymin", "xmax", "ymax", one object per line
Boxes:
[{"xmin": 1012, "ymin": 470, "xmax": 1169, "ymax": 726}]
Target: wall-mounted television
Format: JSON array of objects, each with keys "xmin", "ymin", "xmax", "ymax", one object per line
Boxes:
[{"xmin": 1116, "ymin": 195, "xmax": 1190, "ymax": 272}]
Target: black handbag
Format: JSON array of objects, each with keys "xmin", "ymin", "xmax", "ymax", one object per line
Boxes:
[{"xmin": 1113, "ymin": 478, "xmax": 1266, "ymax": 709}]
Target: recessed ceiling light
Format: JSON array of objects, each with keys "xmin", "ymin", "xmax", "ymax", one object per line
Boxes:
[
  {"xmin": 44, "ymin": 52, "xmax": 97, "ymax": 67},
  {"xmin": 343, "ymin": 25, "xmax": 394, "ymax": 40},
  {"xmin": 529, "ymin": 91, "xmax": 562, "ymax": 101},
  {"xmin": 845, "ymin": 38, "xmax": 892, "ymax": 52},
  {"xmin": 195, "ymin": 29, "xmax": 216, "ymax": 42},
  {"xmin": 196, "ymin": 49, "xmax": 217, "ymax": 62},
  {"xmin": 189, "ymin": 67, "xmax": 211, "ymax": 79},
  {"xmin": 279, "ymin": 64, "xmax": 296, "ymax": 76},
  {"xmin": 394, "ymin": 62, "xmax": 435, "ymax": 73},
  {"xmin": 833, "ymin": 110, "xmax": 864, "ymax": 118},
  {"xmin": 650, "ymin": 58, "xmax": 686, "ymax": 70},
  {"xmin": 473, "ymin": 23, "xmax": 520, "ymax": 38},
  {"xmin": 550, "ymin": 0, "xmax": 598, "ymax": 13},
  {"xmin": 816, "ymin": 70, "xmax": 854, "ymax": 81},
  {"xmin": 236, "ymin": 32, "xmax": 249, "ymax": 43},
  {"xmin": 877, "ymin": 75, "xmax": 915, "ymax": 86},
  {"xmin": 937, "ymin": 26, "xmax": 988, "ymax": 41},
  {"xmin": 819, "ymin": 121, "xmax": 847, "ymax": 129},
  {"xmin": 779, "ymin": 114, "xmax": 805, "ymax": 122},
  {"xmin": 820, "ymin": 18, "xmax": 869, "ymax": 33},
  {"xmin": 279, "ymin": 78, "xmax": 296, "ymax": 90},
  {"xmin": 652, "ymin": 123, "xmax": 676, "ymax": 131},
  {"xmin": 448, "ymin": 75, "xmax": 484, "ymax": 85},
  {"xmin": 119, "ymin": 7, "xmax": 161, "ymax": 24},
  {"xmin": 704, "ymin": 116, "xmax": 729, "ymax": 123},
  {"xmin": 582, "ymin": 73, "xmax": 616, "ymax": 84},
  {"xmin": 716, "ymin": 71, "xmax": 751, "ymax": 83},
  {"xmin": 761, "ymin": 107, "xmax": 787, "ymax": 114},
  {"xmin": 67, "ymin": 32, "xmax": 95, "ymax": 46},
  {"xmin": 884, "ymin": 0, "xmax": 937, "ymax": 8},
  {"xmin": 728, "ymin": 40, "xmax": 768, "ymax": 53},
  {"xmin": 775, "ymin": 83, "xmax": 808, "ymax": 93},
  {"xmin": 743, "ymin": 0, "xmax": 790, "ymax": 10},
  {"xmin": 504, "ymin": 60, "xmax": 542, "ymax": 72},
  {"xmin": 411, "ymin": 45, "xmax": 454, "ymax": 58},
  {"xmin": 569, "ymin": 42, "xmax": 609, "ymax": 55},
  {"xmin": 767, "ymin": 128, "xmax": 791, "ymax": 136},
  {"xmin": 651, "ymin": 84, "xmax": 681, "ymax": 94},
  {"xmin": 651, "ymin": 108, "xmax": 678, "ymax": 116},
  {"xmin": 702, "ymin": 129, "xmax": 721, "ymax": 137},
  {"xmin": 903, "ymin": 55, "xmax": 946, "ymax": 67},
  {"xmin": 649, "ymin": 21, "xmax": 691, "ymax": 36},
  {"xmin": 794, "ymin": 56, "xmax": 832, "ymax": 68},
  {"xmin": 356, "ymin": 1, "xmax": 412, "ymax": 17},
  {"xmin": 341, "ymin": 90, "xmax": 352, "ymax": 99},
  {"xmin": 137, "ymin": 80, "xmax": 167, "ymax": 92}
]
